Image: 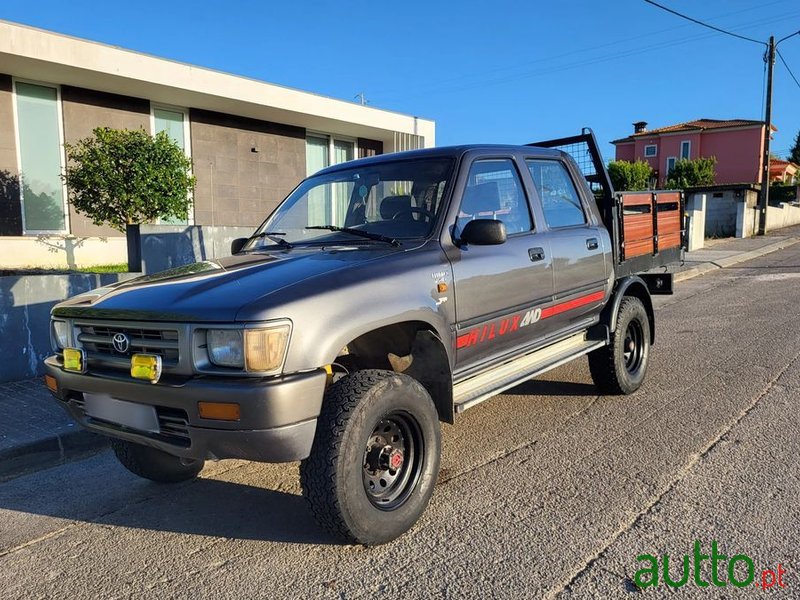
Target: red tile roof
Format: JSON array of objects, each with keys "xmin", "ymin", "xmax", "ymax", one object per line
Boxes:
[
  {"xmin": 769, "ymin": 159, "xmax": 798, "ymax": 178},
  {"xmin": 612, "ymin": 119, "xmax": 768, "ymax": 144}
]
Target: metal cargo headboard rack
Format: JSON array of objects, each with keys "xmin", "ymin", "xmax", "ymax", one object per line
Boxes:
[{"xmin": 528, "ymin": 128, "xmax": 685, "ymax": 278}]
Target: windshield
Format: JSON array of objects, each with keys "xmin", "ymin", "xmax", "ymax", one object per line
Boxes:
[{"xmin": 244, "ymin": 157, "xmax": 455, "ymax": 249}]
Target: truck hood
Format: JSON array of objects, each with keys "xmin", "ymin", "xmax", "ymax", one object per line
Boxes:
[{"xmin": 52, "ymin": 246, "xmax": 401, "ymax": 322}]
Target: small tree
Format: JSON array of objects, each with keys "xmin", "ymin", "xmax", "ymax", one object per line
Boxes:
[
  {"xmin": 789, "ymin": 129, "xmax": 800, "ymax": 165},
  {"xmin": 607, "ymin": 160, "xmax": 654, "ymax": 191},
  {"xmin": 665, "ymin": 156, "xmax": 716, "ymax": 189},
  {"xmin": 63, "ymin": 127, "xmax": 195, "ymax": 232}
]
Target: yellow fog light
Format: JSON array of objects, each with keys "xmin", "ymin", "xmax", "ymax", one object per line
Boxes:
[
  {"xmin": 244, "ymin": 326, "xmax": 290, "ymax": 373},
  {"xmin": 130, "ymin": 354, "xmax": 162, "ymax": 383},
  {"xmin": 63, "ymin": 348, "xmax": 86, "ymax": 373}
]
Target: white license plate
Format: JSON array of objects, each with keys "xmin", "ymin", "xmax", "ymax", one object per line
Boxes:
[{"xmin": 84, "ymin": 393, "xmax": 160, "ymax": 433}]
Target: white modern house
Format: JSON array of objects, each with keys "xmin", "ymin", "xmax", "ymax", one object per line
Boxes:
[{"xmin": 0, "ymin": 20, "xmax": 435, "ymax": 268}]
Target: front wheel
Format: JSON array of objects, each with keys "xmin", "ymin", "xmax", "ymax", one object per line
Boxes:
[
  {"xmin": 300, "ymin": 370, "xmax": 441, "ymax": 545},
  {"xmin": 111, "ymin": 439, "xmax": 204, "ymax": 483},
  {"xmin": 588, "ymin": 296, "xmax": 650, "ymax": 394}
]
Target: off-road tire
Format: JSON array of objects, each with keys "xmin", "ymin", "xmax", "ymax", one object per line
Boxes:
[
  {"xmin": 300, "ymin": 369, "xmax": 441, "ymax": 545},
  {"xmin": 111, "ymin": 439, "xmax": 204, "ymax": 483},
  {"xmin": 588, "ymin": 296, "xmax": 650, "ymax": 394}
]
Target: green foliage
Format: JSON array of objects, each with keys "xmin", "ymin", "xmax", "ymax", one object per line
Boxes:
[
  {"xmin": 665, "ymin": 157, "xmax": 717, "ymax": 189},
  {"xmin": 75, "ymin": 263, "xmax": 129, "ymax": 273},
  {"xmin": 607, "ymin": 160, "xmax": 654, "ymax": 191},
  {"xmin": 63, "ymin": 128, "xmax": 195, "ymax": 232},
  {"xmin": 789, "ymin": 129, "xmax": 800, "ymax": 165}
]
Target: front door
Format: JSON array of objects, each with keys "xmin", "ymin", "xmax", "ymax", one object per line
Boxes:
[{"xmin": 450, "ymin": 158, "xmax": 555, "ymax": 373}]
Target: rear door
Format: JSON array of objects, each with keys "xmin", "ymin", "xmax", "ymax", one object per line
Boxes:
[
  {"xmin": 447, "ymin": 156, "xmax": 556, "ymax": 373},
  {"xmin": 524, "ymin": 158, "xmax": 609, "ymax": 334}
]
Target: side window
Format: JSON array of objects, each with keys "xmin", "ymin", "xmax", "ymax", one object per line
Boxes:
[
  {"xmin": 457, "ymin": 159, "xmax": 532, "ymax": 235},
  {"xmin": 526, "ymin": 160, "xmax": 587, "ymax": 228}
]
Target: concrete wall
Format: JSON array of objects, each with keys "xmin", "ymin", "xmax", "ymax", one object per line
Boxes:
[
  {"xmin": 686, "ymin": 193, "xmax": 706, "ymax": 251},
  {"xmin": 0, "ymin": 236, "xmax": 128, "ymax": 269},
  {"xmin": 0, "ymin": 272, "xmax": 137, "ymax": 382},
  {"xmin": 140, "ymin": 224, "xmax": 253, "ymax": 274},
  {"xmin": 61, "ymin": 86, "xmax": 150, "ymax": 238},
  {"xmin": 0, "ymin": 74, "xmax": 21, "ymax": 236},
  {"xmin": 704, "ymin": 191, "xmax": 739, "ymax": 238},
  {"xmin": 190, "ymin": 109, "xmax": 305, "ymax": 228},
  {"xmin": 766, "ymin": 201, "xmax": 800, "ymax": 231}
]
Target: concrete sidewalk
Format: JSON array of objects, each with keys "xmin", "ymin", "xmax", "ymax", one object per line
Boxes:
[
  {"xmin": 0, "ymin": 378, "xmax": 106, "ymax": 482},
  {"xmin": 672, "ymin": 225, "xmax": 800, "ymax": 281},
  {"xmin": 2, "ymin": 225, "xmax": 799, "ymax": 483}
]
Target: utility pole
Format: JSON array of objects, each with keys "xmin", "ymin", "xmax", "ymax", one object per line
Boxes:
[
  {"xmin": 354, "ymin": 92, "xmax": 368, "ymax": 106},
  {"xmin": 758, "ymin": 35, "xmax": 776, "ymax": 235}
]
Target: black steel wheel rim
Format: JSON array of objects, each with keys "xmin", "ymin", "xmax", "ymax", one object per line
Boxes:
[
  {"xmin": 623, "ymin": 319, "xmax": 644, "ymax": 374},
  {"xmin": 362, "ymin": 410, "xmax": 424, "ymax": 511}
]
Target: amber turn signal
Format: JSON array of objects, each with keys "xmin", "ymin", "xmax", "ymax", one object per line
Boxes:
[
  {"xmin": 198, "ymin": 401, "xmax": 241, "ymax": 421},
  {"xmin": 44, "ymin": 374, "xmax": 58, "ymax": 393}
]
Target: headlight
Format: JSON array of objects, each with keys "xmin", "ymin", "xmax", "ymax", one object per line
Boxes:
[
  {"xmin": 52, "ymin": 320, "xmax": 69, "ymax": 349},
  {"xmin": 207, "ymin": 329, "xmax": 244, "ymax": 368},
  {"xmin": 244, "ymin": 326, "xmax": 290, "ymax": 372},
  {"xmin": 206, "ymin": 324, "xmax": 291, "ymax": 373}
]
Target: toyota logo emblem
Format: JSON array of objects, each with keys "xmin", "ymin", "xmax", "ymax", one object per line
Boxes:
[{"xmin": 112, "ymin": 333, "xmax": 130, "ymax": 354}]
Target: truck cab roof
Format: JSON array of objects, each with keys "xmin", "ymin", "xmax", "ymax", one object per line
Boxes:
[{"xmin": 314, "ymin": 144, "xmax": 564, "ymax": 176}]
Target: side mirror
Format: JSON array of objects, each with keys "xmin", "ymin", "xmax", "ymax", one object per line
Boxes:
[
  {"xmin": 460, "ymin": 219, "xmax": 507, "ymax": 246},
  {"xmin": 230, "ymin": 238, "xmax": 248, "ymax": 255}
]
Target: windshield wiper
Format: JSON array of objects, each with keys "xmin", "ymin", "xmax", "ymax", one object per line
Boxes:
[
  {"xmin": 306, "ymin": 225, "xmax": 401, "ymax": 247},
  {"xmin": 246, "ymin": 231, "xmax": 293, "ymax": 249}
]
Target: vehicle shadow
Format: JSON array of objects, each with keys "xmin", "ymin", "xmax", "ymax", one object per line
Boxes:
[
  {"xmin": 507, "ymin": 378, "xmax": 598, "ymax": 397},
  {"xmin": 0, "ymin": 456, "xmax": 343, "ymax": 546}
]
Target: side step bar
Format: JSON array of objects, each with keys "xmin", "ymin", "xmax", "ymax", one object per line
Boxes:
[{"xmin": 453, "ymin": 332, "xmax": 605, "ymax": 414}]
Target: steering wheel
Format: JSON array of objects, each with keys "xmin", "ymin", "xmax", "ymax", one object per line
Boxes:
[{"xmin": 392, "ymin": 207, "xmax": 436, "ymax": 222}]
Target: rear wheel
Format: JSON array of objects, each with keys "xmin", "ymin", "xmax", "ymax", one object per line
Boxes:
[
  {"xmin": 300, "ymin": 370, "xmax": 441, "ymax": 545},
  {"xmin": 111, "ymin": 439, "xmax": 204, "ymax": 483},
  {"xmin": 589, "ymin": 296, "xmax": 650, "ymax": 394}
]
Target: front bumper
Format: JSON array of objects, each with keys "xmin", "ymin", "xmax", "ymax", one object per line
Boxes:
[{"xmin": 44, "ymin": 356, "xmax": 327, "ymax": 462}]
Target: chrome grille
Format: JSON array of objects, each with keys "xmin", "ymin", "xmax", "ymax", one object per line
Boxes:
[{"xmin": 77, "ymin": 323, "xmax": 180, "ymax": 367}]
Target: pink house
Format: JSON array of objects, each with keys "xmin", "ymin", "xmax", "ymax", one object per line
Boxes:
[{"xmin": 611, "ymin": 119, "xmax": 772, "ymax": 187}]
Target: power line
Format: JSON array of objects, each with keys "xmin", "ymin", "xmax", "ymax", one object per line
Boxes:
[
  {"xmin": 642, "ymin": 0, "xmax": 766, "ymax": 46},
  {"xmin": 372, "ymin": 4, "xmax": 792, "ymax": 101},
  {"xmin": 777, "ymin": 50, "xmax": 800, "ymax": 90}
]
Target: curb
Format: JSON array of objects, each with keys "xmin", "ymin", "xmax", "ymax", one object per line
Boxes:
[
  {"xmin": 0, "ymin": 430, "xmax": 108, "ymax": 483},
  {"xmin": 674, "ymin": 237, "xmax": 800, "ymax": 282}
]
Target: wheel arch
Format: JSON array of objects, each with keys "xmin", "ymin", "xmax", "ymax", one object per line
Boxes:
[
  {"xmin": 601, "ymin": 276, "xmax": 655, "ymax": 344},
  {"xmin": 333, "ymin": 321, "xmax": 455, "ymax": 424}
]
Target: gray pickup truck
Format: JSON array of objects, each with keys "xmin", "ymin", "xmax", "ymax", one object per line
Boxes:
[{"xmin": 45, "ymin": 130, "xmax": 684, "ymax": 545}]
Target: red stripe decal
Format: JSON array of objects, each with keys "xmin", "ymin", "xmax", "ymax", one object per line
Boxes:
[
  {"xmin": 540, "ymin": 291, "xmax": 605, "ymax": 319},
  {"xmin": 456, "ymin": 290, "xmax": 605, "ymax": 350}
]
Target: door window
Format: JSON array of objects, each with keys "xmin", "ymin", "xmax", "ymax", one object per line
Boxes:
[
  {"xmin": 526, "ymin": 160, "xmax": 586, "ymax": 228},
  {"xmin": 458, "ymin": 159, "xmax": 532, "ymax": 235}
]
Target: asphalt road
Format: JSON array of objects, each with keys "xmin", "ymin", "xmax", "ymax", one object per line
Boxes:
[{"xmin": 2, "ymin": 245, "xmax": 800, "ymax": 599}]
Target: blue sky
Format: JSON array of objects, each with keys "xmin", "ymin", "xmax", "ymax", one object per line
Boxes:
[{"xmin": 3, "ymin": 0, "xmax": 800, "ymax": 159}]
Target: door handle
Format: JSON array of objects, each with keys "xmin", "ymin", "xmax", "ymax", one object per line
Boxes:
[
  {"xmin": 586, "ymin": 237, "xmax": 599, "ymax": 250},
  {"xmin": 528, "ymin": 247, "xmax": 545, "ymax": 262}
]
